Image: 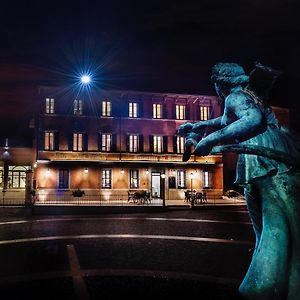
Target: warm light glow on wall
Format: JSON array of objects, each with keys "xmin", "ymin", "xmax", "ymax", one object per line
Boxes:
[
  {"xmin": 46, "ymin": 169, "xmax": 51, "ymax": 177},
  {"xmin": 120, "ymin": 169, "xmax": 125, "ymax": 174},
  {"xmin": 84, "ymin": 168, "xmax": 89, "ymax": 174}
]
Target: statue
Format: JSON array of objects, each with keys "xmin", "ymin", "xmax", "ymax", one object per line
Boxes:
[{"xmin": 178, "ymin": 62, "xmax": 300, "ymax": 299}]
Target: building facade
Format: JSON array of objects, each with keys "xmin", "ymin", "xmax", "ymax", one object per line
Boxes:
[{"xmin": 32, "ymin": 87, "xmax": 224, "ymax": 204}]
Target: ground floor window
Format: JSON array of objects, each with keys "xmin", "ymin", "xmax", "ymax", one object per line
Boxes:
[
  {"xmin": 177, "ymin": 170, "xmax": 186, "ymax": 189},
  {"xmin": 203, "ymin": 171, "xmax": 212, "ymax": 188},
  {"xmin": 130, "ymin": 169, "xmax": 139, "ymax": 188},
  {"xmin": 2, "ymin": 166, "xmax": 30, "ymax": 189},
  {"xmin": 58, "ymin": 169, "xmax": 69, "ymax": 189},
  {"xmin": 102, "ymin": 169, "xmax": 112, "ymax": 189}
]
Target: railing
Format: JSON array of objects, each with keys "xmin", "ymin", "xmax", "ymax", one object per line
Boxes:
[
  {"xmin": 1, "ymin": 189, "xmax": 25, "ymax": 206},
  {"xmin": 35, "ymin": 192, "xmax": 163, "ymax": 206}
]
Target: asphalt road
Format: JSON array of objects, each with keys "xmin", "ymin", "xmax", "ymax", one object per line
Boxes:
[{"xmin": 0, "ymin": 207, "xmax": 254, "ymax": 299}]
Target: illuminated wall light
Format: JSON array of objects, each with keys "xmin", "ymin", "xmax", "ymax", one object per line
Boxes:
[
  {"xmin": 161, "ymin": 174, "xmax": 166, "ymax": 179},
  {"xmin": 145, "ymin": 169, "xmax": 149, "ymax": 175},
  {"xmin": 33, "ymin": 162, "xmax": 37, "ymax": 168},
  {"xmin": 84, "ymin": 168, "xmax": 89, "ymax": 174},
  {"xmin": 171, "ymin": 169, "xmax": 176, "ymax": 175},
  {"xmin": 46, "ymin": 169, "xmax": 51, "ymax": 177},
  {"xmin": 120, "ymin": 169, "xmax": 125, "ymax": 174}
]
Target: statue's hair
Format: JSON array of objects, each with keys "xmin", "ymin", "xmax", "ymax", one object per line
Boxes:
[{"xmin": 211, "ymin": 62, "xmax": 249, "ymax": 87}]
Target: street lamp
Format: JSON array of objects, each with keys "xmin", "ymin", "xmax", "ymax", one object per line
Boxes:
[
  {"xmin": 161, "ymin": 173, "xmax": 166, "ymax": 207},
  {"xmin": 80, "ymin": 75, "xmax": 91, "ymax": 85}
]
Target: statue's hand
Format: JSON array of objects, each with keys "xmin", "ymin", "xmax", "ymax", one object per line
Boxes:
[
  {"xmin": 194, "ymin": 139, "xmax": 213, "ymax": 156},
  {"xmin": 192, "ymin": 122, "xmax": 205, "ymax": 133}
]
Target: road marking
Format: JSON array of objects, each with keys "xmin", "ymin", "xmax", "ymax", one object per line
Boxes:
[
  {"xmin": 0, "ymin": 234, "xmax": 254, "ymax": 246},
  {"xmin": 0, "ymin": 268, "xmax": 241, "ymax": 287},
  {"xmin": 0, "ymin": 216, "xmax": 251, "ymax": 226},
  {"xmin": 67, "ymin": 244, "xmax": 89, "ymax": 300}
]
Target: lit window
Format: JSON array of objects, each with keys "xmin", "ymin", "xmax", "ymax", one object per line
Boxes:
[
  {"xmin": 129, "ymin": 102, "xmax": 138, "ymax": 118},
  {"xmin": 153, "ymin": 136, "xmax": 162, "ymax": 153},
  {"xmin": 129, "ymin": 135, "xmax": 139, "ymax": 152},
  {"xmin": 101, "ymin": 134, "xmax": 112, "ymax": 152},
  {"xmin": 177, "ymin": 170, "xmax": 186, "ymax": 188},
  {"xmin": 102, "ymin": 101, "xmax": 111, "ymax": 116},
  {"xmin": 203, "ymin": 171, "xmax": 212, "ymax": 188},
  {"xmin": 7, "ymin": 166, "xmax": 29, "ymax": 189},
  {"xmin": 200, "ymin": 106, "xmax": 210, "ymax": 120},
  {"xmin": 130, "ymin": 169, "xmax": 139, "ymax": 188},
  {"xmin": 58, "ymin": 169, "xmax": 69, "ymax": 189},
  {"xmin": 44, "ymin": 131, "xmax": 55, "ymax": 150},
  {"xmin": 176, "ymin": 105, "xmax": 185, "ymax": 120},
  {"xmin": 73, "ymin": 133, "xmax": 83, "ymax": 151},
  {"xmin": 74, "ymin": 100, "xmax": 83, "ymax": 115},
  {"xmin": 176, "ymin": 136, "xmax": 185, "ymax": 154},
  {"xmin": 102, "ymin": 169, "xmax": 112, "ymax": 189},
  {"xmin": 153, "ymin": 103, "xmax": 162, "ymax": 119},
  {"xmin": 45, "ymin": 98, "xmax": 55, "ymax": 114}
]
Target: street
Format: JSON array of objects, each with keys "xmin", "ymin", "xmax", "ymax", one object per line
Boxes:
[{"xmin": 0, "ymin": 207, "xmax": 254, "ymax": 299}]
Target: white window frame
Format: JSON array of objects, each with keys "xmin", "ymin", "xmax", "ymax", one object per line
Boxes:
[
  {"xmin": 102, "ymin": 169, "xmax": 112, "ymax": 189},
  {"xmin": 177, "ymin": 170, "xmax": 186, "ymax": 189},
  {"xmin": 45, "ymin": 98, "xmax": 55, "ymax": 114},
  {"xmin": 153, "ymin": 136, "xmax": 163, "ymax": 153},
  {"xmin": 101, "ymin": 134, "xmax": 112, "ymax": 152},
  {"xmin": 129, "ymin": 102, "xmax": 138, "ymax": 118},
  {"xmin": 153, "ymin": 103, "xmax": 162, "ymax": 119},
  {"xmin": 200, "ymin": 106, "xmax": 210, "ymax": 121},
  {"xmin": 203, "ymin": 171, "xmax": 212, "ymax": 188},
  {"xmin": 102, "ymin": 101, "xmax": 111, "ymax": 117},
  {"xmin": 74, "ymin": 100, "xmax": 83, "ymax": 115},
  {"xmin": 129, "ymin": 134, "xmax": 139, "ymax": 153},
  {"xmin": 176, "ymin": 104, "xmax": 185, "ymax": 120},
  {"xmin": 130, "ymin": 169, "xmax": 139, "ymax": 189},
  {"xmin": 44, "ymin": 131, "xmax": 55, "ymax": 150},
  {"xmin": 176, "ymin": 136, "xmax": 185, "ymax": 154},
  {"xmin": 73, "ymin": 133, "xmax": 83, "ymax": 151}
]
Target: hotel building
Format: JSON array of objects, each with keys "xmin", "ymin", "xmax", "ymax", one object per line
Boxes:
[{"xmin": 32, "ymin": 87, "xmax": 224, "ymax": 204}]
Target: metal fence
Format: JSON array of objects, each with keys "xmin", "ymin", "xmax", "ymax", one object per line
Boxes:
[
  {"xmin": 35, "ymin": 192, "xmax": 164, "ymax": 206},
  {"xmin": 1, "ymin": 189, "xmax": 25, "ymax": 206}
]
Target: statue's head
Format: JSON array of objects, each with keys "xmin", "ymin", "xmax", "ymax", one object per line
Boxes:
[
  {"xmin": 211, "ymin": 63, "xmax": 249, "ymax": 99},
  {"xmin": 178, "ymin": 122, "xmax": 193, "ymax": 137}
]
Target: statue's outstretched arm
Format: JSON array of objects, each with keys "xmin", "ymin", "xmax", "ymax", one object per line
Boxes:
[
  {"xmin": 192, "ymin": 116, "xmax": 223, "ymax": 133},
  {"xmin": 194, "ymin": 93, "xmax": 265, "ymax": 156}
]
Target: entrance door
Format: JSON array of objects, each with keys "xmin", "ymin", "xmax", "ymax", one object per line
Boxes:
[{"xmin": 151, "ymin": 172, "xmax": 161, "ymax": 198}]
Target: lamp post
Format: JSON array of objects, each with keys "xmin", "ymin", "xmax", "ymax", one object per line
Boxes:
[
  {"xmin": 190, "ymin": 172, "xmax": 194, "ymax": 207},
  {"xmin": 161, "ymin": 173, "xmax": 166, "ymax": 207},
  {"xmin": 2, "ymin": 138, "xmax": 10, "ymax": 207}
]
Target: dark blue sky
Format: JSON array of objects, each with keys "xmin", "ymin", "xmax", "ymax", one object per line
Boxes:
[{"xmin": 1, "ymin": 0, "xmax": 300, "ymax": 140}]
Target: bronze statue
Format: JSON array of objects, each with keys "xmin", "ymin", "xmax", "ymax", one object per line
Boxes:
[{"xmin": 179, "ymin": 62, "xmax": 300, "ymax": 299}]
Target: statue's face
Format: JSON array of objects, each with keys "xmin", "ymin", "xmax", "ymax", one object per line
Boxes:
[{"xmin": 214, "ymin": 82, "xmax": 226, "ymax": 100}]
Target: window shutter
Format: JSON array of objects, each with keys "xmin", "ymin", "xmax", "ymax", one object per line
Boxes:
[
  {"xmin": 185, "ymin": 105, "xmax": 190, "ymax": 120},
  {"xmin": 84, "ymin": 133, "xmax": 88, "ymax": 151},
  {"xmin": 55, "ymin": 132, "xmax": 59, "ymax": 150},
  {"xmin": 111, "ymin": 134, "xmax": 117, "ymax": 152},
  {"xmin": 149, "ymin": 135, "xmax": 154, "ymax": 153},
  {"xmin": 126, "ymin": 134, "xmax": 130, "ymax": 152},
  {"xmin": 163, "ymin": 136, "xmax": 168, "ymax": 153},
  {"xmin": 173, "ymin": 135, "xmax": 177, "ymax": 153},
  {"xmin": 138, "ymin": 102, "xmax": 143, "ymax": 118},
  {"xmin": 173, "ymin": 105, "xmax": 177, "ymax": 119},
  {"xmin": 139, "ymin": 134, "xmax": 144, "ymax": 152},
  {"xmin": 163, "ymin": 103, "xmax": 167, "ymax": 119},
  {"xmin": 68, "ymin": 134, "xmax": 73, "ymax": 151}
]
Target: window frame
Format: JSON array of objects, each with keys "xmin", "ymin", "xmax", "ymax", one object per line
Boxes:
[
  {"xmin": 129, "ymin": 169, "xmax": 139, "ymax": 189},
  {"xmin": 129, "ymin": 134, "xmax": 139, "ymax": 153},
  {"xmin": 176, "ymin": 104, "xmax": 185, "ymax": 120},
  {"xmin": 45, "ymin": 98, "xmax": 55, "ymax": 114},
  {"xmin": 200, "ymin": 106, "xmax": 210, "ymax": 121},
  {"xmin": 153, "ymin": 103, "xmax": 163, "ymax": 119},
  {"xmin": 153, "ymin": 135, "xmax": 163, "ymax": 153},
  {"xmin": 102, "ymin": 101, "xmax": 112, "ymax": 117},
  {"xmin": 101, "ymin": 169, "xmax": 112, "ymax": 189},
  {"xmin": 176, "ymin": 136, "xmax": 185, "ymax": 154},
  {"xmin": 44, "ymin": 130, "xmax": 55, "ymax": 151},
  {"xmin": 73, "ymin": 132, "xmax": 84, "ymax": 151},
  {"xmin": 74, "ymin": 100, "xmax": 83, "ymax": 115},
  {"xmin": 128, "ymin": 102, "xmax": 138, "ymax": 118},
  {"xmin": 100, "ymin": 133, "xmax": 112, "ymax": 152},
  {"xmin": 177, "ymin": 170, "xmax": 186, "ymax": 189},
  {"xmin": 58, "ymin": 169, "xmax": 69, "ymax": 189},
  {"xmin": 203, "ymin": 170, "xmax": 212, "ymax": 188}
]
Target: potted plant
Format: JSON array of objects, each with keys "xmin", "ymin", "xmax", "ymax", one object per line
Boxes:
[{"xmin": 72, "ymin": 189, "xmax": 85, "ymax": 197}]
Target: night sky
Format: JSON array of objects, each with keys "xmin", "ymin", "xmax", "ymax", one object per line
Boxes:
[{"xmin": 1, "ymin": 0, "xmax": 300, "ymax": 144}]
